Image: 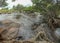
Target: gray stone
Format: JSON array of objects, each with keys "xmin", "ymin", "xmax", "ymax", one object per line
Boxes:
[{"xmin": 54, "ymin": 28, "xmax": 60, "ymax": 39}]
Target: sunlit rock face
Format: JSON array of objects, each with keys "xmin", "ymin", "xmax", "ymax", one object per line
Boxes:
[
  {"xmin": 55, "ymin": 28, "xmax": 60, "ymax": 39},
  {"xmin": 0, "ymin": 12, "xmax": 43, "ymax": 40},
  {"xmin": 15, "ymin": 13, "xmax": 43, "ymax": 40}
]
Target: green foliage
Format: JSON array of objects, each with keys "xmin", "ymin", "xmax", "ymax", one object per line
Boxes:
[
  {"xmin": 0, "ymin": 0, "xmax": 7, "ymax": 7},
  {"xmin": 0, "ymin": 0, "xmax": 60, "ymax": 16},
  {"xmin": 0, "ymin": 8, "xmax": 15, "ymax": 14},
  {"xmin": 31, "ymin": 0, "xmax": 60, "ymax": 18},
  {"xmin": 13, "ymin": 4, "xmax": 24, "ymax": 12},
  {"xmin": 23, "ymin": 6, "xmax": 34, "ymax": 12}
]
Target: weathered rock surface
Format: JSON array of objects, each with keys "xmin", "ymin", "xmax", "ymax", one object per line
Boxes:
[
  {"xmin": 0, "ymin": 13, "xmax": 59, "ymax": 43},
  {"xmin": 0, "ymin": 20, "xmax": 20, "ymax": 40}
]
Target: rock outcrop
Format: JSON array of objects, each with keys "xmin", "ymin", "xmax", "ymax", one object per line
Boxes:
[{"xmin": 0, "ymin": 20, "xmax": 20, "ymax": 40}]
